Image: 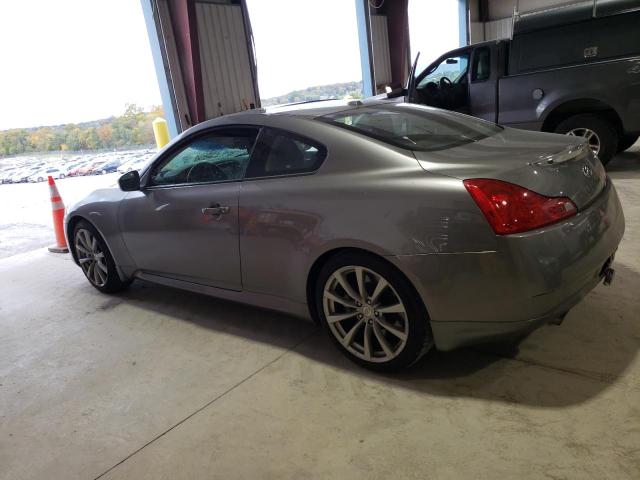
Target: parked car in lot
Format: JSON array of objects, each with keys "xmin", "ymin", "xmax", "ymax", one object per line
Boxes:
[
  {"xmin": 392, "ymin": 1, "xmax": 640, "ymax": 165},
  {"xmin": 77, "ymin": 160, "xmax": 106, "ymax": 176},
  {"xmin": 98, "ymin": 158, "xmax": 124, "ymax": 174},
  {"xmin": 28, "ymin": 167, "xmax": 63, "ymax": 182},
  {"xmin": 116, "ymin": 156, "xmax": 152, "ymax": 174},
  {"xmin": 11, "ymin": 166, "xmax": 39, "ymax": 183},
  {"xmin": 1, "ymin": 167, "xmax": 20, "ymax": 184},
  {"xmin": 60, "ymin": 161, "xmax": 83, "ymax": 178},
  {"xmin": 65, "ymin": 101, "xmax": 625, "ymax": 371}
]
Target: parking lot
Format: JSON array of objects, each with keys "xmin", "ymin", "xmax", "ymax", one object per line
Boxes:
[
  {"xmin": 1, "ymin": 147, "xmax": 639, "ymax": 479},
  {"xmin": 0, "ymin": 173, "xmax": 119, "ymax": 258},
  {"xmin": 0, "ymin": 149, "xmax": 154, "ymax": 259}
]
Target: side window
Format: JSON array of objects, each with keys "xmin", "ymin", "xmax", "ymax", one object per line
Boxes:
[
  {"xmin": 471, "ymin": 48, "xmax": 490, "ymax": 82},
  {"xmin": 150, "ymin": 127, "xmax": 258, "ymax": 186},
  {"xmin": 417, "ymin": 54, "xmax": 469, "ymax": 88},
  {"xmin": 245, "ymin": 128, "xmax": 326, "ymax": 178}
]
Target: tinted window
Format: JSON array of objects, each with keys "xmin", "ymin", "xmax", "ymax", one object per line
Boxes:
[
  {"xmin": 245, "ymin": 128, "xmax": 326, "ymax": 178},
  {"xmin": 472, "ymin": 47, "xmax": 490, "ymax": 82},
  {"xmin": 150, "ymin": 128, "xmax": 258, "ymax": 186},
  {"xmin": 321, "ymin": 104, "xmax": 502, "ymax": 151}
]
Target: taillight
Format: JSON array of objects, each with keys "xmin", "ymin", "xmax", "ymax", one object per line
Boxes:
[{"xmin": 463, "ymin": 178, "xmax": 577, "ymax": 235}]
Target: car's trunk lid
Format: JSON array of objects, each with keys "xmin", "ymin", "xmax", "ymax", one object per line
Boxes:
[{"xmin": 413, "ymin": 128, "xmax": 606, "ymax": 210}]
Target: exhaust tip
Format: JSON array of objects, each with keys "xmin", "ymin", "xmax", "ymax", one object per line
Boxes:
[{"xmin": 603, "ymin": 267, "xmax": 615, "ymax": 286}]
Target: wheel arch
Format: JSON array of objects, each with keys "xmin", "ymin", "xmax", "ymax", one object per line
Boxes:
[
  {"xmin": 305, "ymin": 247, "xmax": 430, "ymax": 325},
  {"xmin": 66, "ymin": 215, "xmax": 85, "ymax": 265},
  {"xmin": 541, "ymin": 98, "xmax": 624, "ymax": 136},
  {"xmin": 66, "ymin": 215, "xmax": 119, "ymax": 273}
]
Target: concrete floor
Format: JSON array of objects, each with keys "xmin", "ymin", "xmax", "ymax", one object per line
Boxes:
[{"xmin": 1, "ymin": 149, "xmax": 639, "ymax": 480}]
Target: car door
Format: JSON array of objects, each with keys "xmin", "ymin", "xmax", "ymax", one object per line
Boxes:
[
  {"xmin": 239, "ymin": 127, "xmax": 327, "ymax": 300},
  {"xmin": 468, "ymin": 46, "xmax": 498, "ymax": 122},
  {"xmin": 119, "ymin": 126, "xmax": 259, "ymax": 290},
  {"xmin": 412, "ymin": 52, "xmax": 471, "ymax": 113}
]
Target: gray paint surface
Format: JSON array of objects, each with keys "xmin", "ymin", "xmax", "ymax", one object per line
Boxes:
[{"xmin": 65, "ymin": 101, "xmax": 625, "ymax": 350}]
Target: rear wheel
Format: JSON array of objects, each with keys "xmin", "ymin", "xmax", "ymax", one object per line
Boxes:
[
  {"xmin": 554, "ymin": 114, "xmax": 618, "ymax": 165},
  {"xmin": 73, "ymin": 220, "xmax": 131, "ymax": 293},
  {"xmin": 617, "ymin": 134, "xmax": 638, "ymax": 153},
  {"xmin": 315, "ymin": 252, "xmax": 433, "ymax": 372}
]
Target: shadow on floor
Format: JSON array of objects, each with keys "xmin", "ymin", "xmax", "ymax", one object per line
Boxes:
[
  {"xmin": 608, "ymin": 146, "xmax": 640, "ymax": 178},
  {"xmin": 101, "ymin": 261, "xmax": 639, "ymax": 409},
  {"xmin": 80, "ymin": 146, "xmax": 640, "ymax": 410}
]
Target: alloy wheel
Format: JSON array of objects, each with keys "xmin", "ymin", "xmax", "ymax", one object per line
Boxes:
[
  {"xmin": 323, "ymin": 265, "xmax": 409, "ymax": 363},
  {"xmin": 75, "ymin": 228, "xmax": 108, "ymax": 287},
  {"xmin": 567, "ymin": 128, "xmax": 601, "ymax": 155}
]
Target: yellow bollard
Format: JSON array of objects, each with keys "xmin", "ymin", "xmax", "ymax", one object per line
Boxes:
[{"xmin": 152, "ymin": 117, "xmax": 170, "ymax": 149}]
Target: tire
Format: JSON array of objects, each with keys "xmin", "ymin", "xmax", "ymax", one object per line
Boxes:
[
  {"xmin": 59, "ymin": 173, "xmax": 65, "ymax": 179},
  {"xmin": 617, "ymin": 134, "xmax": 639, "ymax": 153},
  {"xmin": 72, "ymin": 220, "xmax": 131, "ymax": 294},
  {"xmin": 315, "ymin": 252, "xmax": 433, "ymax": 372},
  {"xmin": 554, "ymin": 114, "xmax": 618, "ymax": 165}
]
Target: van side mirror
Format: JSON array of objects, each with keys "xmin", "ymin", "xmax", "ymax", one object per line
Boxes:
[{"xmin": 118, "ymin": 170, "xmax": 141, "ymax": 191}]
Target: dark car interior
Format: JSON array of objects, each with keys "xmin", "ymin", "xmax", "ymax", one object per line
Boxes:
[{"xmin": 412, "ymin": 54, "xmax": 471, "ymax": 114}]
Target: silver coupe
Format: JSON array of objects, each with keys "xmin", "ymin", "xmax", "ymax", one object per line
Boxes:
[{"xmin": 66, "ymin": 101, "xmax": 625, "ymax": 371}]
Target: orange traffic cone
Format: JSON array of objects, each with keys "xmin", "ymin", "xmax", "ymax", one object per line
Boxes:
[{"xmin": 47, "ymin": 176, "xmax": 69, "ymax": 253}]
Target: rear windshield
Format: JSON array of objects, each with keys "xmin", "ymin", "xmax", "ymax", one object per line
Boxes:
[{"xmin": 320, "ymin": 104, "xmax": 502, "ymax": 151}]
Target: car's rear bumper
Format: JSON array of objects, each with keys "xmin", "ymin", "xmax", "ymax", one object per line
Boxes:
[{"xmin": 392, "ymin": 179, "xmax": 625, "ymax": 351}]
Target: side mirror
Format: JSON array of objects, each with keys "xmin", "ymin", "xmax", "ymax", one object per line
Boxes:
[
  {"xmin": 118, "ymin": 170, "xmax": 141, "ymax": 191},
  {"xmin": 446, "ymin": 58, "xmax": 458, "ymax": 64}
]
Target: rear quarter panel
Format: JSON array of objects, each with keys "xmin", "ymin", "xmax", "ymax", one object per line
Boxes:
[
  {"xmin": 237, "ymin": 116, "xmax": 496, "ymax": 304},
  {"xmin": 498, "ymin": 56, "xmax": 640, "ymax": 131}
]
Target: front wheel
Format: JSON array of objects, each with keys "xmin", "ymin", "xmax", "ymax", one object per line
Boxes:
[
  {"xmin": 555, "ymin": 114, "xmax": 618, "ymax": 165},
  {"xmin": 316, "ymin": 252, "xmax": 433, "ymax": 372},
  {"xmin": 73, "ymin": 220, "xmax": 131, "ymax": 293}
]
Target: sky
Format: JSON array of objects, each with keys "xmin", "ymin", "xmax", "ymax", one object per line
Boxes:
[
  {"xmin": 0, "ymin": 0, "xmax": 161, "ymax": 130},
  {"xmin": 0, "ymin": 0, "xmax": 462, "ymax": 131},
  {"xmin": 245, "ymin": 0, "xmax": 362, "ymax": 99}
]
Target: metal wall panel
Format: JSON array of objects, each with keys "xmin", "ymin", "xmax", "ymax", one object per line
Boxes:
[
  {"xmin": 195, "ymin": 2, "xmax": 257, "ymax": 118},
  {"xmin": 484, "ymin": 17, "xmax": 513, "ymax": 39},
  {"xmin": 487, "ymin": 0, "xmax": 579, "ymax": 19},
  {"xmin": 370, "ymin": 15, "xmax": 392, "ymax": 87},
  {"xmin": 157, "ymin": 0, "xmax": 191, "ymax": 130},
  {"xmin": 469, "ymin": 21, "xmax": 485, "ymax": 43}
]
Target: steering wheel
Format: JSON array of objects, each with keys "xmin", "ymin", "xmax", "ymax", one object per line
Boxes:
[
  {"xmin": 439, "ymin": 76, "xmax": 453, "ymax": 89},
  {"xmin": 186, "ymin": 162, "xmax": 225, "ymax": 183}
]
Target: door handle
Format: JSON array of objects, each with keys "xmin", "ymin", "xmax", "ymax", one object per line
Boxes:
[{"xmin": 202, "ymin": 205, "xmax": 230, "ymax": 216}]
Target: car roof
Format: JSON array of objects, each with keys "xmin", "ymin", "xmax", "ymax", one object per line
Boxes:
[{"xmin": 194, "ymin": 99, "xmax": 393, "ymax": 130}]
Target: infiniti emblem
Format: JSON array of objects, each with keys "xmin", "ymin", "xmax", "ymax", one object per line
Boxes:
[{"xmin": 582, "ymin": 164, "xmax": 593, "ymax": 177}]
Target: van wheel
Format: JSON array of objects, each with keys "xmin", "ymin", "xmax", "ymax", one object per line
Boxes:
[
  {"xmin": 617, "ymin": 134, "xmax": 638, "ymax": 153},
  {"xmin": 555, "ymin": 114, "xmax": 618, "ymax": 165},
  {"xmin": 315, "ymin": 252, "xmax": 433, "ymax": 372}
]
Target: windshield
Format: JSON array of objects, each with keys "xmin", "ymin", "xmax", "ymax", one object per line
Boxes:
[{"xmin": 320, "ymin": 104, "xmax": 502, "ymax": 151}]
